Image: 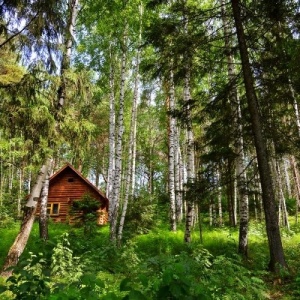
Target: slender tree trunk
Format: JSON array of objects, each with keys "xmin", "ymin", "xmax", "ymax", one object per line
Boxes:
[
  {"xmin": 275, "ymin": 159, "xmax": 290, "ymax": 230},
  {"xmin": 1, "ymin": 162, "xmax": 50, "ymax": 277},
  {"xmin": 107, "ymin": 44, "xmax": 116, "ymax": 205},
  {"xmin": 183, "ymin": 10, "xmax": 195, "ymax": 243},
  {"xmin": 198, "ymin": 204, "xmax": 203, "ymax": 243},
  {"xmin": 117, "ymin": 9, "xmax": 142, "ymax": 242},
  {"xmin": 17, "ymin": 167, "xmax": 23, "ymax": 217},
  {"xmin": 168, "ymin": 70, "xmax": 177, "ymax": 231},
  {"xmin": 110, "ymin": 26, "xmax": 128, "ymax": 242},
  {"xmin": 217, "ymin": 169, "xmax": 223, "ymax": 226},
  {"xmin": 57, "ymin": 0, "xmax": 79, "ymax": 109},
  {"xmin": 209, "ymin": 201, "xmax": 213, "ymax": 227},
  {"xmin": 231, "ymin": 0, "xmax": 287, "ymax": 271},
  {"xmin": 227, "ymin": 162, "xmax": 236, "ymax": 227},
  {"xmin": 283, "ymin": 158, "xmax": 292, "ymax": 198},
  {"xmin": 39, "ymin": 160, "xmax": 53, "ymax": 240},
  {"xmin": 175, "ymin": 129, "xmax": 183, "ymax": 222},
  {"xmin": 290, "ymin": 156, "xmax": 300, "ymax": 223}
]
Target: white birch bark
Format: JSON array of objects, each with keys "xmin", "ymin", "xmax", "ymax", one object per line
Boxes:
[
  {"xmin": 283, "ymin": 158, "xmax": 292, "ymax": 198},
  {"xmin": 236, "ymin": 98, "xmax": 249, "ymax": 255},
  {"xmin": 39, "ymin": 160, "xmax": 53, "ymax": 240},
  {"xmin": 183, "ymin": 65, "xmax": 195, "ymax": 242},
  {"xmin": 107, "ymin": 44, "xmax": 116, "ymax": 206},
  {"xmin": 117, "ymin": 7, "xmax": 142, "ymax": 242},
  {"xmin": 233, "ymin": 177, "xmax": 238, "ymax": 226},
  {"xmin": 110, "ymin": 26, "xmax": 128, "ymax": 242},
  {"xmin": 174, "ymin": 127, "xmax": 183, "ymax": 222},
  {"xmin": 168, "ymin": 69, "xmax": 177, "ymax": 231},
  {"xmin": 217, "ymin": 170, "xmax": 223, "ymax": 226},
  {"xmin": 17, "ymin": 167, "xmax": 23, "ymax": 217},
  {"xmin": 290, "ymin": 156, "xmax": 300, "ymax": 223},
  {"xmin": 275, "ymin": 160, "xmax": 290, "ymax": 230}
]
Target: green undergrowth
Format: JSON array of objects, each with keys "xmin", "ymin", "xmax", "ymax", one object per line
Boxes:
[{"xmin": 0, "ymin": 221, "xmax": 300, "ymax": 299}]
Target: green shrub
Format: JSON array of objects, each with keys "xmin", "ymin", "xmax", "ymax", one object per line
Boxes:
[
  {"xmin": 0, "ymin": 207, "xmax": 15, "ymax": 228},
  {"xmin": 69, "ymin": 194, "xmax": 100, "ymax": 235},
  {"xmin": 124, "ymin": 195, "xmax": 157, "ymax": 236}
]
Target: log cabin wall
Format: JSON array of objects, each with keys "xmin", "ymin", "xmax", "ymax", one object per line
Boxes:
[{"xmin": 37, "ymin": 164, "xmax": 108, "ymax": 224}]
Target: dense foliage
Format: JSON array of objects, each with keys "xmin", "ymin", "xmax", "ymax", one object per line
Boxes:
[
  {"xmin": 2, "ymin": 0, "xmax": 300, "ymax": 297},
  {"xmin": 0, "ymin": 223, "xmax": 278, "ymax": 299}
]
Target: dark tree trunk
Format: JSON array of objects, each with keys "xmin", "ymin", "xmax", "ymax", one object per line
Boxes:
[{"xmin": 231, "ymin": 0, "xmax": 287, "ymax": 272}]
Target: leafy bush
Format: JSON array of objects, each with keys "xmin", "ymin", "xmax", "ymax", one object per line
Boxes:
[
  {"xmin": 0, "ymin": 233, "xmax": 89, "ymax": 299},
  {"xmin": 69, "ymin": 194, "xmax": 101, "ymax": 235},
  {"xmin": 117, "ymin": 247, "xmax": 267, "ymax": 300},
  {"xmin": 124, "ymin": 194, "xmax": 157, "ymax": 235},
  {"xmin": 0, "ymin": 252, "xmax": 51, "ymax": 299},
  {"xmin": 51, "ymin": 233, "xmax": 83, "ymax": 281},
  {"xmin": 0, "ymin": 207, "xmax": 15, "ymax": 228}
]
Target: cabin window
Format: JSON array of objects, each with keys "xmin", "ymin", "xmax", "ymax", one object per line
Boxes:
[
  {"xmin": 68, "ymin": 177, "xmax": 74, "ymax": 182},
  {"xmin": 47, "ymin": 203, "xmax": 60, "ymax": 215}
]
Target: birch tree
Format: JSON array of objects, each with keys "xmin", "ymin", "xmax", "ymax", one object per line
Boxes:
[
  {"xmin": 106, "ymin": 45, "xmax": 116, "ymax": 202},
  {"xmin": 167, "ymin": 69, "xmax": 177, "ymax": 231},
  {"xmin": 117, "ymin": 4, "xmax": 143, "ymax": 242},
  {"xmin": 183, "ymin": 7, "xmax": 195, "ymax": 243},
  {"xmin": 110, "ymin": 25, "xmax": 128, "ymax": 242}
]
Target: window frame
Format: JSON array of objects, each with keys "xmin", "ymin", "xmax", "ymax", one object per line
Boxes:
[{"xmin": 47, "ymin": 203, "xmax": 60, "ymax": 216}]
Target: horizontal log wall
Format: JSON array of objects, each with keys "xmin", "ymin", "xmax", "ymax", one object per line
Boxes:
[{"xmin": 37, "ymin": 168, "xmax": 108, "ymax": 224}]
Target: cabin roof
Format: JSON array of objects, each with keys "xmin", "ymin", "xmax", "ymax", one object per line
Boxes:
[{"xmin": 50, "ymin": 163, "xmax": 108, "ymax": 205}]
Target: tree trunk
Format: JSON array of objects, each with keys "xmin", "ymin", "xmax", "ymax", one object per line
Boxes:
[
  {"xmin": 175, "ymin": 129, "xmax": 183, "ymax": 222},
  {"xmin": 283, "ymin": 158, "xmax": 292, "ymax": 199},
  {"xmin": 183, "ymin": 12, "xmax": 195, "ymax": 242},
  {"xmin": 57, "ymin": 0, "xmax": 79, "ymax": 109},
  {"xmin": 217, "ymin": 169, "xmax": 223, "ymax": 226},
  {"xmin": 1, "ymin": 162, "xmax": 49, "ymax": 277},
  {"xmin": 17, "ymin": 167, "xmax": 23, "ymax": 217},
  {"xmin": 117, "ymin": 9, "xmax": 142, "ymax": 242},
  {"xmin": 290, "ymin": 156, "xmax": 300, "ymax": 223},
  {"xmin": 227, "ymin": 162, "xmax": 236, "ymax": 227},
  {"xmin": 275, "ymin": 159, "xmax": 289, "ymax": 230},
  {"xmin": 107, "ymin": 43, "xmax": 116, "ymax": 204},
  {"xmin": 39, "ymin": 160, "xmax": 53, "ymax": 240},
  {"xmin": 110, "ymin": 26, "xmax": 128, "ymax": 242},
  {"xmin": 231, "ymin": 0, "xmax": 287, "ymax": 271},
  {"xmin": 167, "ymin": 70, "xmax": 177, "ymax": 231}
]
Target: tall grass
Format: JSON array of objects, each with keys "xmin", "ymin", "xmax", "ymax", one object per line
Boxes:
[{"xmin": 0, "ymin": 220, "xmax": 300, "ymax": 298}]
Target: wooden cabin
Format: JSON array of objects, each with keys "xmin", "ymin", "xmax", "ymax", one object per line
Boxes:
[{"xmin": 39, "ymin": 163, "xmax": 109, "ymax": 225}]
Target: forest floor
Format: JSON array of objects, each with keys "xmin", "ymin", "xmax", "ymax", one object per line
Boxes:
[{"xmin": 0, "ymin": 219, "xmax": 300, "ymax": 299}]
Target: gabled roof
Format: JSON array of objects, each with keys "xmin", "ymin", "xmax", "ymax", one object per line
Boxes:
[{"xmin": 50, "ymin": 163, "xmax": 108, "ymax": 205}]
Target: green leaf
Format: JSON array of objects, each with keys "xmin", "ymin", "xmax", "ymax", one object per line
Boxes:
[
  {"xmin": 138, "ymin": 274, "xmax": 149, "ymax": 287},
  {"xmin": 127, "ymin": 290, "xmax": 147, "ymax": 300},
  {"xmin": 0, "ymin": 285, "xmax": 7, "ymax": 294},
  {"xmin": 102, "ymin": 292, "xmax": 120, "ymax": 300},
  {"xmin": 170, "ymin": 283, "xmax": 184, "ymax": 298},
  {"xmin": 120, "ymin": 278, "xmax": 131, "ymax": 292}
]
